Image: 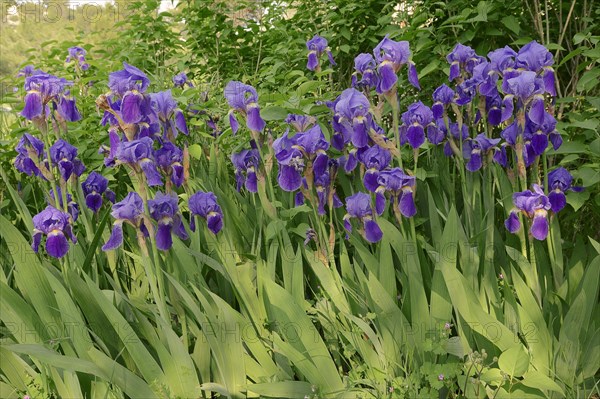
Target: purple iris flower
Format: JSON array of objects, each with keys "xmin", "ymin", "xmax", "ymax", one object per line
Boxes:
[
  {"xmin": 115, "ymin": 137, "xmax": 162, "ymax": 186},
  {"xmin": 47, "ymin": 187, "xmax": 79, "ymax": 222},
  {"xmin": 231, "ymin": 148, "xmax": 259, "ymax": 193},
  {"xmin": 150, "ymin": 90, "xmax": 188, "ymax": 139},
  {"xmin": 462, "ymin": 133, "xmax": 501, "ymax": 172},
  {"xmin": 547, "ymin": 167, "xmax": 582, "ymax": 213},
  {"xmin": 108, "ymin": 63, "xmax": 153, "ymax": 124},
  {"xmin": 488, "ymin": 46, "xmax": 517, "ymax": 75},
  {"xmin": 148, "ymin": 192, "xmax": 189, "ymax": 251},
  {"xmin": 21, "ymin": 73, "xmax": 80, "ymax": 121},
  {"xmin": 102, "ymin": 192, "xmax": 146, "ymax": 251},
  {"xmin": 515, "ymin": 41, "xmax": 556, "ymax": 95},
  {"xmin": 343, "ymin": 192, "xmax": 383, "ymax": 243},
  {"xmin": 440, "ymin": 119, "xmax": 469, "ymax": 156},
  {"xmin": 486, "ymin": 93, "xmax": 503, "ymax": 126},
  {"xmin": 432, "ymin": 84, "xmax": 455, "ymax": 119},
  {"xmin": 66, "ymin": 46, "xmax": 89, "ymax": 70},
  {"xmin": 504, "ymin": 184, "xmax": 551, "ymax": 240},
  {"xmin": 32, "ymin": 206, "xmax": 77, "ymax": 258},
  {"xmin": 399, "ymin": 101, "xmax": 437, "ymax": 149},
  {"xmin": 501, "ymin": 70, "xmax": 546, "ymax": 124},
  {"xmin": 188, "ymin": 191, "xmax": 223, "ymax": 234},
  {"xmin": 373, "ymin": 35, "xmax": 419, "ymax": 93},
  {"xmin": 155, "ymin": 142, "xmax": 185, "ymax": 188},
  {"xmin": 14, "ymin": 133, "xmax": 45, "ymax": 177},
  {"xmin": 274, "ymin": 125, "xmax": 329, "ymax": 192},
  {"xmin": 224, "ymin": 81, "xmax": 266, "ymax": 133},
  {"xmin": 173, "ymin": 72, "xmax": 193, "ymax": 88},
  {"xmin": 50, "ymin": 139, "xmax": 86, "ymax": 181},
  {"xmin": 352, "ymin": 53, "xmax": 379, "ymax": 90},
  {"xmin": 306, "ymin": 35, "xmax": 336, "ymax": 71},
  {"xmin": 493, "ymin": 142, "xmax": 509, "ymax": 168},
  {"xmin": 334, "ymin": 88, "xmax": 372, "ymax": 148},
  {"xmin": 358, "ymin": 145, "xmax": 392, "ymax": 192},
  {"xmin": 17, "ymin": 65, "xmax": 42, "ymax": 78},
  {"xmin": 82, "ymin": 171, "xmax": 115, "ymax": 213},
  {"xmin": 374, "ymin": 168, "xmax": 416, "ymax": 218},
  {"xmin": 446, "ymin": 43, "xmax": 485, "ymax": 81},
  {"xmin": 314, "ymin": 170, "xmax": 343, "ymax": 215},
  {"xmin": 285, "ymin": 114, "xmax": 316, "ymax": 132}
]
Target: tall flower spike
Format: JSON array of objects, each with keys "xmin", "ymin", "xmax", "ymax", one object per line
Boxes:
[
  {"xmin": 306, "ymin": 35, "xmax": 336, "ymax": 71},
  {"xmin": 189, "ymin": 191, "xmax": 223, "ymax": 234},
  {"xmin": 32, "ymin": 206, "xmax": 77, "ymax": 258},
  {"xmin": 224, "ymin": 81, "xmax": 266, "ymax": 133},
  {"xmin": 102, "ymin": 192, "xmax": 146, "ymax": 251},
  {"xmin": 148, "ymin": 192, "xmax": 188, "ymax": 251},
  {"xmin": 343, "ymin": 192, "xmax": 383, "ymax": 243}
]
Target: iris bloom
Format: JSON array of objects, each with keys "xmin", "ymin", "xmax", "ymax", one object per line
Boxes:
[
  {"xmin": 21, "ymin": 73, "xmax": 80, "ymax": 122},
  {"xmin": 150, "ymin": 90, "xmax": 188, "ymax": 140},
  {"xmin": 66, "ymin": 46, "xmax": 89, "ymax": 71},
  {"xmin": 32, "ymin": 206, "xmax": 77, "ymax": 258},
  {"xmin": 285, "ymin": 114, "xmax": 316, "ymax": 132},
  {"xmin": 515, "ymin": 41, "xmax": 556, "ymax": 96},
  {"xmin": 274, "ymin": 125, "xmax": 329, "ymax": 192},
  {"xmin": 446, "ymin": 43, "xmax": 485, "ymax": 81},
  {"xmin": 501, "ymin": 70, "xmax": 546, "ymax": 124},
  {"xmin": 82, "ymin": 171, "xmax": 115, "ymax": 213},
  {"xmin": 374, "ymin": 168, "xmax": 416, "ymax": 217},
  {"xmin": 352, "ymin": 53, "xmax": 379, "ymax": 90},
  {"xmin": 173, "ymin": 72, "xmax": 193, "ymax": 88},
  {"xmin": 343, "ymin": 192, "xmax": 383, "ymax": 243},
  {"xmin": 14, "ymin": 133, "xmax": 45, "ymax": 177},
  {"xmin": 462, "ymin": 133, "xmax": 501, "ymax": 172},
  {"xmin": 108, "ymin": 63, "xmax": 152, "ymax": 124},
  {"xmin": 189, "ymin": 191, "xmax": 223, "ymax": 234},
  {"xmin": 224, "ymin": 81, "xmax": 266, "ymax": 133},
  {"xmin": 148, "ymin": 192, "xmax": 189, "ymax": 251},
  {"xmin": 358, "ymin": 145, "xmax": 392, "ymax": 192},
  {"xmin": 431, "ymin": 84, "xmax": 455, "ymax": 119},
  {"xmin": 487, "ymin": 46, "xmax": 517, "ymax": 75},
  {"xmin": 547, "ymin": 167, "xmax": 582, "ymax": 213},
  {"xmin": 399, "ymin": 101, "xmax": 437, "ymax": 149},
  {"xmin": 334, "ymin": 88, "xmax": 372, "ymax": 148},
  {"xmin": 102, "ymin": 192, "xmax": 146, "ymax": 251},
  {"xmin": 50, "ymin": 139, "xmax": 86, "ymax": 182},
  {"xmin": 306, "ymin": 35, "xmax": 336, "ymax": 71},
  {"xmin": 314, "ymin": 170, "xmax": 343, "ymax": 215},
  {"xmin": 115, "ymin": 137, "xmax": 162, "ymax": 186},
  {"xmin": 17, "ymin": 65, "xmax": 42, "ymax": 78},
  {"xmin": 231, "ymin": 148, "xmax": 259, "ymax": 193},
  {"xmin": 373, "ymin": 35, "xmax": 419, "ymax": 93},
  {"xmin": 155, "ymin": 142, "xmax": 185, "ymax": 188},
  {"xmin": 504, "ymin": 184, "xmax": 551, "ymax": 240}
]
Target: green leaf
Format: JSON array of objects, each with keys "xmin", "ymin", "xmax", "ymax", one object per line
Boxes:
[
  {"xmin": 261, "ymin": 106, "xmax": 289, "ymax": 121},
  {"xmin": 247, "ymin": 381, "xmax": 313, "ymax": 398},
  {"xmin": 501, "ymin": 16, "xmax": 520, "ymax": 34},
  {"xmin": 521, "ymin": 370, "xmax": 564, "ymax": 395},
  {"xmin": 188, "ymin": 143, "xmax": 203, "ymax": 159},
  {"xmin": 498, "ymin": 345, "xmax": 530, "ymax": 377}
]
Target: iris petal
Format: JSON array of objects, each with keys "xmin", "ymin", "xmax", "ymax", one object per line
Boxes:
[{"xmin": 46, "ymin": 231, "xmax": 70, "ymax": 258}]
